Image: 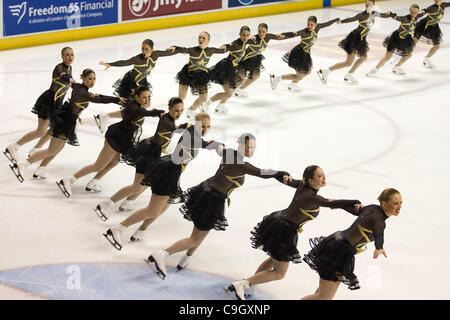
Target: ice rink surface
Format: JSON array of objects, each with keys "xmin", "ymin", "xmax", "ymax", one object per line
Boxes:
[{"xmin": 0, "ymin": 0, "xmax": 449, "ymax": 300}]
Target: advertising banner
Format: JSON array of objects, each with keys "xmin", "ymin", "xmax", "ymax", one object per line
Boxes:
[
  {"xmin": 122, "ymin": 0, "xmax": 222, "ymax": 22},
  {"xmin": 228, "ymin": 0, "xmax": 292, "ymax": 8},
  {"xmin": 3, "ymin": 0, "xmax": 118, "ymax": 37}
]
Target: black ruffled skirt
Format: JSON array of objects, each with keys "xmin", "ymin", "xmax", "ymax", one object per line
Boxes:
[
  {"xmin": 31, "ymin": 90, "xmax": 58, "ymax": 120},
  {"xmin": 113, "ymin": 70, "xmax": 153, "ymax": 98},
  {"xmin": 209, "ymin": 58, "xmax": 244, "ymax": 89},
  {"xmin": 105, "ymin": 122, "xmax": 134, "ymax": 154},
  {"xmin": 250, "ymin": 211, "xmax": 302, "ymax": 263},
  {"xmin": 50, "ymin": 102, "xmax": 79, "ymax": 146},
  {"xmin": 180, "ymin": 182, "xmax": 228, "ymax": 231},
  {"xmin": 122, "ymin": 138, "xmax": 162, "ymax": 174},
  {"xmin": 176, "ymin": 64, "xmax": 210, "ymax": 95},
  {"xmin": 141, "ymin": 155, "xmax": 183, "ymax": 201},
  {"xmin": 414, "ymin": 19, "xmax": 443, "ymax": 45},
  {"xmin": 238, "ymin": 55, "xmax": 265, "ymax": 79},
  {"xmin": 338, "ymin": 30, "xmax": 369, "ymax": 57},
  {"xmin": 303, "ymin": 231, "xmax": 360, "ymax": 290},
  {"xmin": 282, "ymin": 46, "xmax": 312, "ymax": 74},
  {"xmin": 383, "ymin": 30, "xmax": 415, "ymax": 56}
]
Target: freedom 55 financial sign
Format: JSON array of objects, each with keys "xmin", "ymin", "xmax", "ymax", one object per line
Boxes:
[
  {"xmin": 229, "ymin": 0, "xmax": 291, "ymax": 8},
  {"xmin": 122, "ymin": 0, "xmax": 222, "ymax": 21},
  {"xmin": 3, "ymin": 0, "xmax": 118, "ymax": 37}
]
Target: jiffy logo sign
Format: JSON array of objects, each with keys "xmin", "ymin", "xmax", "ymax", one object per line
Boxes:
[
  {"xmin": 3, "ymin": 0, "xmax": 118, "ymax": 37},
  {"xmin": 8, "ymin": 2, "xmax": 27, "ymax": 24},
  {"xmin": 122, "ymin": 0, "xmax": 222, "ymax": 21}
]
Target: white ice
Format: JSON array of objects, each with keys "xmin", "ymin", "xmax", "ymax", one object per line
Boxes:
[{"xmin": 0, "ymin": 0, "xmax": 449, "ymax": 300}]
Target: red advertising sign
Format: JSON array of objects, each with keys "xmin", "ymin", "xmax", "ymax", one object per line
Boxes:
[{"xmin": 122, "ymin": 0, "xmax": 222, "ymax": 21}]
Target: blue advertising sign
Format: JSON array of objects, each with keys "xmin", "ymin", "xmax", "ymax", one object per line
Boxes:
[
  {"xmin": 3, "ymin": 0, "xmax": 118, "ymax": 37},
  {"xmin": 228, "ymin": 0, "xmax": 291, "ymax": 8}
]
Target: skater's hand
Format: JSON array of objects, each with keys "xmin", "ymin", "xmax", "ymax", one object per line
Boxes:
[
  {"xmin": 89, "ymin": 93, "xmax": 99, "ymax": 98},
  {"xmin": 373, "ymin": 249, "xmax": 387, "ymax": 259},
  {"xmin": 277, "ymin": 34, "xmax": 285, "ymax": 40},
  {"xmin": 336, "ymin": 19, "xmax": 342, "ymax": 24},
  {"xmin": 166, "ymin": 47, "xmax": 176, "ymax": 53},
  {"xmin": 354, "ymin": 203, "xmax": 364, "ymax": 213},
  {"xmin": 99, "ymin": 61, "xmax": 111, "ymax": 70},
  {"xmin": 118, "ymin": 97, "xmax": 127, "ymax": 106},
  {"xmin": 283, "ymin": 175, "xmax": 293, "ymax": 184}
]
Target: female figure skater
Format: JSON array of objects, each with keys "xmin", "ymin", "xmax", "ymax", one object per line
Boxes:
[
  {"xmin": 227, "ymin": 165, "xmax": 361, "ymax": 300},
  {"xmin": 301, "ymin": 188, "xmax": 402, "ymax": 300},
  {"xmin": 170, "ymin": 32, "xmax": 228, "ymax": 119},
  {"xmin": 234, "ymin": 23, "xmax": 291, "ymax": 97},
  {"xmin": 202, "ymin": 26, "xmax": 251, "ymax": 114},
  {"xmin": 103, "ymin": 112, "xmax": 224, "ymax": 252},
  {"xmin": 4, "ymin": 47, "xmax": 75, "ymax": 177},
  {"xmin": 145, "ymin": 133, "xmax": 290, "ymax": 280},
  {"xmin": 94, "ymin": 97, "xmax": 189, "ymax": 220},
  {"xmin": 414, "ymin": 0, "xmax": 450, "ymax": 69},
  {"xmin": 367, "ymin": 5, "xmax": 424, "ymax": 76},
  {"xmin": 57, "ymin": 86, "xmax": 164, "ymax": 198},
  {"xmin": 317, "ymin": 0, "xmax": 392, "ymax": 85},
  {"xmin": 9, "ymin": 69, "xmax": 125, "ymax": 183},
  {"xmin": 94, "ymin": 39, "xmax": 179, "ymax": 133},
  {"xmin": 269, "ymin": 16, "xmax": 340, "ymax": 92}
]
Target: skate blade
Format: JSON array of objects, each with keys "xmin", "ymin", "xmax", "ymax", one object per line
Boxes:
[
  {"xmin": 145, "ymin": 256, "xmax": 166, "ymax": 280},
  {"xmin": 85, "ymin": 187, "xmax": 101, "ymax": 193},
  {"xmin": 118, "ymin": 207, "xmax": 132, "ymax": 212},
  {"xmin": 3, "ymin": 150, "xmax": 16, "ymax": 164},
  {"xmin": 93, "ymin": 115, "xmax": 104, "ymax": 134},
  {"xmin": 32, "ymin": 174, "xmax": 47, "ymax": 180},
  {"xmin": 129, "ymin": 236, "xmax": 141, "ymax": 242},
  {"xmin": 103, "ymin": 230, "xmax": 122, "ymax": 251},
  {"xmin": 94, "ymin": 206, "xmax": 108, "ymax": 222},
  {"xmin": 223, "ymin": 285, "xmax": 240, "ymax": 300},
  {"xmin": 9, "ymin": 163, "xmax": 24, "ymax": 183},
  {"xmin": 317, "ymin": 71, "xmax": 326, "ymax": 84},
  {"xmin": 176, "ymin": 264, "xmax": 185, "ymax": 272},
  {"xmin": 56, "ymin": 180, "xmax": 70, "ymax": 198}
]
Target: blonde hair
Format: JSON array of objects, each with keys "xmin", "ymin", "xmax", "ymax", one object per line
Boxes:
[
  {"xmin": 377, "ymin": 188, "xmax": 400, "ymax": 203},
  {"xmin": 194, "ymin": 112, "xmax": 210, "ymax": 122}
]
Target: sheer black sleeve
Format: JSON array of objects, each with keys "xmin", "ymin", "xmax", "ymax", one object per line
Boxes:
[
  {"xmin": 107, "ymin": 55, "xmax": 140, "ymax": 66},
  {"xmin": 238, "ymin": 162, "xmax": 289, "ymax": 180},
  {"xmin": 341, "ymin": 12, "xmax": 363, "ymax": 23},
  {"xmin": 313, "ymin": 195, "xmax": 361, "ymax": 210},
  {"xmin": 373, "ymin": 218, "xmax": 387, "ymax": 249},
  {"xmin": 316, "ymin": 18, "xmax": 339, "ymax": 30}
]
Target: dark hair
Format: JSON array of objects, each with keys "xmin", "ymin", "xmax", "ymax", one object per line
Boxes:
[
  {"xmin": 168, "ymin": 97, "xmax": 183, "ymax": 107},
  {"xmin": 142, "ymin": 39, "xmax": 154, "ymax": 48},
  {"xmin": 377, "ymin": 188, "xmax": 400, "ymax": 203},
  {"xmin": 61, "ymin": 47, "xmax": 73, "ymax": 55},
  {"xmin": 200, "ymin": 31, "xmax": 211, "ymax": 40},
  {"xmin": 411, "ymin": 4, "xmax": 419, "ymax": 10},
  {"xmin": 237, "ymin": 133, "xmax": 256, "ymax": 145},
  {"xmin": 302, "ymin": 165, "xmax": 320, "ymax": 186},
  {"xmin": 134, "ymin": 85, "xmax": 150, "ymax": 97},
  {"xmin": 258, "ymin": 23, "xmax": 268, "ymax": 30},
  {"xmin": 307, "ymin": 16, "xmax": 317, "ymax": 24},
  {"xmin": 240, "ymin": 25, "xmax": 250, "ymax": 34},
  {"xmin": 80, "ymin": 68, "xmax": 95, "ymax": 78}
]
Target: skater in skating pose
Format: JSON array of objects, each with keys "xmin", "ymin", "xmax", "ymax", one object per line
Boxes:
[
  {"xmin": 9, "ymin": 69, "xmax": 125, "ymax": 183},
  {"xmin": 94, "ymin": 39, "xmax": 179, "ymax": 133},
  {"xmin": 170, "ymin": 31, "xmax": 228, "ymax": 119},
  {"xmin": 4, "ymin": 47, "xmax": 75, "ymax": 172},
  {"xmin": 94, "ymin": 97, "xmax": 189, "ymax": 220},
  {"xmin": 235, "ymin": 23, "xmax": 291, "ymax": 96},
  {"xmin": 145, "ymin": 133, "xmax": 290, "ymax": 279},
  {"xmin": 103, "ymin": 112, "xmax": 224, "ymax": 253},
  {"xmin": 269, "ymin": 16, "xmax": 340, "ymax": 92},
  {"xmin": 301, "ymin": 188, "xmax": 402, "ymax": 300},
  {"xmin": 202, "ymin": 26, "xmax": 251, "ymax": 114},
  {"xmin": 413, "ymin": 0, "xmax": 450, "ymax": 69},
  {"xmin": 367, "ymin": 4, "xmax": 424, "ymax": 77},
  {"xmin": 317, "ymin": 0, "xmax": 392, "ymax": 85},
  {"xmin": 227, "ymin": 165, "xmax": 361, "ymax": 300},
  {"xmin": 57, "ymin": 86, "xmax": 164, "ymax": 198}
]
